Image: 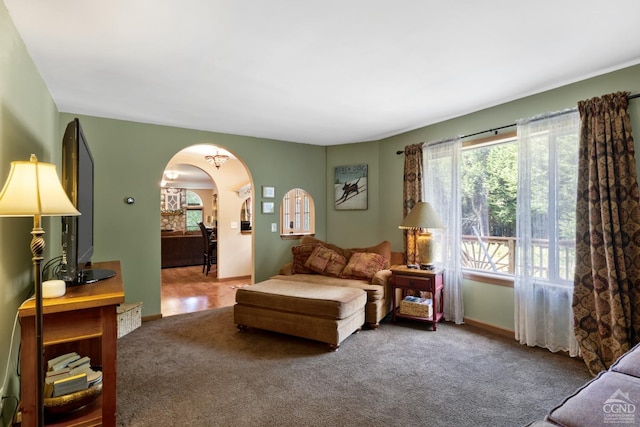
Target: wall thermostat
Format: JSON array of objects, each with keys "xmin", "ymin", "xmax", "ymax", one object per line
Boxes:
[{"xmin": 125, "ymin": 197, "xmax": 135, "ymax": 205}]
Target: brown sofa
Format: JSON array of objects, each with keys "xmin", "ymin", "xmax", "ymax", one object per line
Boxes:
[
  {"xmin": 271, "ymin": 237, "xmax": 398, "ymax": 328},
  {"xmin": 160, "ymin": 231, "xmax": 202, "ymax": 268},
  {"xmin": 233, "ymin": 237, "xmax": 399, "ymax": 349}
]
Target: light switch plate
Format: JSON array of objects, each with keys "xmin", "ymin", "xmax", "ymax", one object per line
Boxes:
[
  {"xmin": 231, "ymin": 221, "xmax": 238, "ymax": 229},
  {"xmin": 271, "ymin": 223, "xmax": 277, "ymax": 232}
]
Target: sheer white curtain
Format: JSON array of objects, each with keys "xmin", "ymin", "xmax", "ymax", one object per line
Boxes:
[
  {"xmin": 424, "ymin": 138, "xmax": 464, "ymax": 324},
  {"xmin": 514, "ymin": 110, "xmax": 580, "ymax": 356}
]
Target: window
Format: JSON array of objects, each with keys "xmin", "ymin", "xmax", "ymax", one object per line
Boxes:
[
  {"xmin": 185, "ymin": 190, "xmax": 203, "ymax": 231},
  {"xmin": 280, "ymin": 188, "xmax": 315, "ymax": 237},
  {"xmin": 458, "ymin": 121, "xmax": 578, "ymax": 285},
  {"xmin": 461, "ymin": 133, "xmax": 518, "ymax": 278}
]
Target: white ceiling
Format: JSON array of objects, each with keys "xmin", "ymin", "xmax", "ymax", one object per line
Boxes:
[{"xmin": 5, "ymin": 1, "xmax": 640, "ymax": 146}]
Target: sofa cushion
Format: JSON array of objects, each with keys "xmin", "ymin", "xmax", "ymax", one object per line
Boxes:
[
  {"xmin": 300, "ymin": 236, "xmax": 351, "ymax": 259},
  {"xmin": 291, "ymin": 243, "xmax": 319, "ymax": 274},
  {"xmin": 270, "ymin": 273, "xmax": 385, "ymax": 302},
  {"xmin": 341, "ymin": 252, "xmax": 387, "ymax": 280},
  {"xmin": 304, "ymin": 245, "xmax": 347, "ymax": 277},
  {"xmin": 300, "ymin": 236, "xmax": 391, "ymax": 269},
  {"xmin": 609, "ymin": 341, "xmax": 640, "ymax": 378},
  {"xmin": 547, "ymin": 371, "xmax": 640, "ymax": 427},
  {"xmin": 347, "ymin": 240, "xmax": 392, "ymax": 269},
  {"xmin": 235, "ymin": 279, "xmax": 366, "ymax": 320}
]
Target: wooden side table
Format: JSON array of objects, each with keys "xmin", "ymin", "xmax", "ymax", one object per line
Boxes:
[{"xmin": 390, "ymin": 266, "xmax": 444, "ymax": 330}]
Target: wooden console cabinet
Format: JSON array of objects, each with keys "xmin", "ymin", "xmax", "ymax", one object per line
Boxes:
[{"xmin": 18, "ymin": 261, "xmax": 124, "ymax": 426}]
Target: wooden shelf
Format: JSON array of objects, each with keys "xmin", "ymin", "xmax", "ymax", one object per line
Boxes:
[{"xmin": 19, "ymin": 261, "xmax": 124, "ymax": 427}]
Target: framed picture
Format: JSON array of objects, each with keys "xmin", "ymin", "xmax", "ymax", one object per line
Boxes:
[
  {"xmin": 262, "ymin": 201, "xmax": 275, "ymax": 214},
  {"xmin": 262, "ymin": 186, "xmax": 275, "ymax": 198},
  {"xmin": 334, "ymin": 164, "xmax": 368, "ymax": 210}
]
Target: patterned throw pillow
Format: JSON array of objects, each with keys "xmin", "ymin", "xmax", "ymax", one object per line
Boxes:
[
  {"xmin": 304, "ymin": 245, "xmax": 348, "ymax": 277},
  {"xmin": 291, "ymin": 243, "xmax": 319, "ymax": 274},
  {"xmin": 347, "ymin": 241, "xmax": 391, "ymax": 269},
  {"xmin": 341, "ymin": 252, "xmax": 387, "ymax": 280}
]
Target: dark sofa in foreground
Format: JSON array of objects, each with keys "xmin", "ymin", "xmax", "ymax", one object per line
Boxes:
[
  {"xmin": 531, "ymin": 342, "xmax": 640, "ymax": 426},
  {"xmin": 161, "ymin": 231, "xmax": 202, "ymax": 268}
]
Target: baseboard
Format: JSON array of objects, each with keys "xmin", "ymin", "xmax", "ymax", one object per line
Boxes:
[
  {"xmin": 142, "ymin": 313, "xmax": 162, "ymax": 322},
  {"xmin": 463, "ymin": 317, "xmax": 514, "ymax": 339},
  {"xmin": 217, "ymin": 274, "xmax": 252, "ymax": 282}
]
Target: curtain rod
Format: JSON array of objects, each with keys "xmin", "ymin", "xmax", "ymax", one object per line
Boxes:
[{"xmin": 396, "ymin": 92, "xmax": 640, "ymax": 155}]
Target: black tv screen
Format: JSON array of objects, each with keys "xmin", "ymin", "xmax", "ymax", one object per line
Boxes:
[{"xmin": 61, "ymin": 118, "xmax": 94, "ymax": 284}]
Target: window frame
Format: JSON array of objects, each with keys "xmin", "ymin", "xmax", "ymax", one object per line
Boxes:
[
  {"xmin": 280, "ymin": 188, "xmax": 315, "ymax": 239},
  {"xmin": 185, "ymin": 190, "xmax": 204, "ymax": 231},
  {"xmin": 461, "ymin": 131, "xmax": 518, "ymax": 287}
]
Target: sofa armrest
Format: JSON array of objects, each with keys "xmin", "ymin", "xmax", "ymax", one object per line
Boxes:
[
  {"xmin": 371, "ymin": 269, "xmax": 391, "ymax": 286},
  {"xmin": 279, "ymin": 262, "xmax": 293, "ymax": 275},
  {"xmin": 372, "ymin": 269, "xmax": 392, "ymax": 301}
]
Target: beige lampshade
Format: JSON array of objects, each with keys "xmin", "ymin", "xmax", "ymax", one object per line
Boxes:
[
  {"xmin": 398, "ymin": 202, "xmax": 445, "ymax": 230},
  {"xmin": 0, "ymin": 155, "xmax": 80, "ymax": 217},
  {"xmin": 399, "ymin": 202, "xmax": 445, "ymax": 267}
]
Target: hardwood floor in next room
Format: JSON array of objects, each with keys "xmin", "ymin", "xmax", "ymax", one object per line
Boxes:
[{"xmin": 161, "ymin": 265, "xmax": 251, "ymax": 316}]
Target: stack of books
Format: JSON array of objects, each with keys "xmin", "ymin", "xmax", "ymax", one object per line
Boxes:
[{"xmin": 44, "ymin": 352, "xmax": 103, "ymax": 398}]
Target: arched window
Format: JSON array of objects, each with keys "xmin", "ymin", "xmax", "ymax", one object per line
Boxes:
[
  {"xmin": 280, "ymin": 188, "xmax": 315, "ymax": 237},
  {"xmin": 185, "ymin": 190, "xmax": 204, "ymax": 231}
]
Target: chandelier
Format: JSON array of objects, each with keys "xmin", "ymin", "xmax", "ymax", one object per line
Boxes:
[
  {"xmin": 164, "ymin": 171, "xmax": 179, "ymax": 180},
  {"xmin": 205, "ymin": 151, "xmax": 229, "ymax": 169}
]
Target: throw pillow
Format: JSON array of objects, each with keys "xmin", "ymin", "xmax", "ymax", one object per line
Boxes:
[
  {"xmin": 347, "ymin": 240, "xmax": 391, "ymax": 269},
  {"xmin": 291, "ymin": 243, "xmax": 319, "ymax": 274},
  {"xmin": 300, "ymin": 236, "xmax": 351, "ymax": 259},
  {"xmin": 341, "ymin": 252, "xmax": 387, "ymax": 280},
  {"xmin": 304, "ymin": 245, "xmax": 347, "ymax": 277}
]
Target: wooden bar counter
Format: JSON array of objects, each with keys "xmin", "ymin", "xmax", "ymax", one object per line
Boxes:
[{"xmin": 18, "ymin": 261, "xmax": 125, "ymax": 427}]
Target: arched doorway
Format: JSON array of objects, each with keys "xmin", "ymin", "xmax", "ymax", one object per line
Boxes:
[{"xmin": 160, "ymin": 144, "xmax": 253, "ymax": 316}]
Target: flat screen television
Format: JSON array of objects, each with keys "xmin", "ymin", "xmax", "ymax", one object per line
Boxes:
[{"xmin": 60, "ymin": 118, "xmax": 114, "ymax": 285}]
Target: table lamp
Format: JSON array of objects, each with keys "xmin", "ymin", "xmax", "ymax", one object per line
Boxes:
[
  {"xmin": 399, "ymin": 202, "xmax": 445, "ymax": 270},
  {"xmin": 0, "ymin": 154, "xmax": 80, "ymax": 427}
]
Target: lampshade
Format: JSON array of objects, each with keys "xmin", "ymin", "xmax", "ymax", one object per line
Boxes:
[
  {"xmin": 0, "ymin": 154, "xmax": 80, "ymax": 217},
  {"xmin": 399, "ymin": 202, "xmax": 444, "ymax": 269},
  {"xmin": 398, "ymin": 202, "xmax": 445, "ymax": 230}
]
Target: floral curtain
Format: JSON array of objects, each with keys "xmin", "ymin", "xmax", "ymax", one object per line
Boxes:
[
  {"xmin": 573, "ymin": 91, "xmax": 640, "ymax": 375},
  {"xmin": 403, "ymin": 144, "xmax": 424, "ymax": 264},
  {"xmin": 424, "ymin": 138, "xmax": 464, "ymax": 323},
  {"xmin": 514, "ymin": 110, "xmax": 581, "ymax": 356}
]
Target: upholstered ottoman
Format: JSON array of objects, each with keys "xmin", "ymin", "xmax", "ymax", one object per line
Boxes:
[{"xmin": 234, "ymin": 278, "xmax": 366, "ymax": 350}]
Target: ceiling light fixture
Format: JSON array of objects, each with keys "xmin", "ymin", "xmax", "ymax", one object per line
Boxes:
[
  {"xmin": 205, "ymin": 151, "xmax": 229, "ymax": 169},
  {"xmin": 164, "ymin": 171, "xmax": 179, "ymax": 180}
]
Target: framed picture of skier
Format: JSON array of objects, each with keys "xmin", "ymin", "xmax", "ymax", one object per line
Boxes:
[{"xmin": 334, "ymin": 164, "xmax": 368, "ymax": 210}]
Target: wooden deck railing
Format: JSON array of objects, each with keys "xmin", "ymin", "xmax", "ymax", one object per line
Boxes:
[{"xmin": 461, "ymin": 235, "xmax": 575, "ymax": 281}]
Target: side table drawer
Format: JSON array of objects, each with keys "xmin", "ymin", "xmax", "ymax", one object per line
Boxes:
[{"xmin": 394, "ymin": 274, "xmax": 432, "ymax": 288}]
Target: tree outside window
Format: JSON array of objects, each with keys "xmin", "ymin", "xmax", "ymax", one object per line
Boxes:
[
  {"xmin": 459, "ymin": 129, "xmax": 577, "ymax": 283},
  {"xmin": 185, "ymin": 190, "xmax": 203, "ymax": 231},
  {"xmin": 461, "ymin": 135, "xmax": 518, "ymax": 276}
]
